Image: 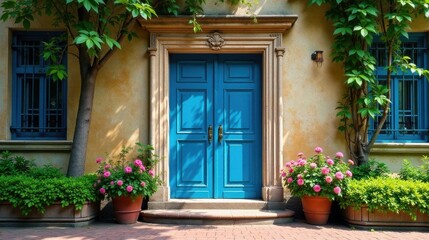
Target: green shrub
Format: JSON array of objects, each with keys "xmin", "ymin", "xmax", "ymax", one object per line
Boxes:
[
  {"xmin": 0, "ymin": 174, "xmax": 99, "ymax": 216},
  {"xmin": 400, "ymin": 156, "xmax": 429, "ymax": 182},
  {"xmin": 28, "ymin": 164, "xmax": 64, "ymax": 179},
  {"xmin": 0, "ymin": 151, "xmax": 35, "ymax": 175},
  {"xmin": 0, "ymin": 151, "xmax": 64, "ymax": 178},
  {"xmin": 351, "ymin": 159, "xmax": 390, "ymax": 180},
  {"xmin": 339, "ymin": 178, "xmax": 429, "ymax": 220}
]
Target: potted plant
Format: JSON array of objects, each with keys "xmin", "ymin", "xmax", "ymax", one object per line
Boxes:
[
  {"xmin": 281, "ymin": 147, "xmax": 353, "ymax": 224},
  {"xmin": 0, "ymin": 151, "xmax": 100, "ymax": 226},
  {"xmin": 93, "ymin": 143, "xmax": 160, "ymax": 224},
  {"xmin": 340, "ymin": 177, "xmax": 429, "ymax": 228}
]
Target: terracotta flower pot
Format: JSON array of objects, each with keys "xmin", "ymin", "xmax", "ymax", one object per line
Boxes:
[
  {"xmin": 301, "ymin": 195, "xmax": 332, "ymax": 225},
  {"xmin": 112, "ymin": 195, "xmax": 143, "ymax": 224}
]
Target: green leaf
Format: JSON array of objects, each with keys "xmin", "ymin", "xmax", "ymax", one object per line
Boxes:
[
  {"xmin": 83, "ymin": 0, "xmax": 91, "ymax": 11},
  {"xmin": 92, "ymin": 37, "xmax": 102, "ymax": 49},
  {"xmin": 356, "ymin": 50, "xmax": 365, "ymax": 58},
  {"xmin": 105, "ymin": 38, "xmax": 113, "ymax": 49},
  {"xmin": 358, "ymin": 108, "xmax": 368, "ymax": 117},
  {"xmin": 140, "ymin": 10, "xmax": 147, "ymax": 20},
  {"xmin": 74, "ymin": 36, "xmax": 87, "ymax": 44},
  {"xmin": 363, "ymin": 98, "xmax": 371, "ymax": 106},
  {"xmin": 85, "ymin": 39, "xmax": 94, "ymax": 49},
  {"xmin": 22, "ymin": 19, "xmax": 30, "ymax": 29},
  {"xmin": 360, "ymin": 28, "xmax": 368, "ymax": 37},
  {"xmin": 132, "ymin": 9, "xmax": 139, "ymax": 18}
]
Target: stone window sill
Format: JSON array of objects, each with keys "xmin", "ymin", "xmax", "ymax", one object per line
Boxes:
[
  {"xmin": 371, "ymin": 143, "xmax": 429, "ymax": 155},
  {"xmin": 0, "ymin": 140, "xmax": 72, "ymax": 152}
]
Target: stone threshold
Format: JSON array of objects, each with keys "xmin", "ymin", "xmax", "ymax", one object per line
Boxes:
[
  {"xmin": 148, "ymin": 199, "xmax": 287, "ymax": 210},
  {"xmin": 140, "ymin": 209, "xmax": 295, "ymax": 225}
]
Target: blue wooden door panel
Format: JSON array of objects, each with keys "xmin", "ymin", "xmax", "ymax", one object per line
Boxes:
[
  {"xmin": 170, "ymin": 54, "xmax": 261, "ymax": 199},
  {"xmin": 222, "ymin": 140, "xmax": 259, "ymax": 198},
  {"xmin": 177, "ymin": 90, "xmax": 208, "ymax": 133},
  {"xmin": 174, "ymin": 140, "xmax": 212, "ymax": 198},
  {"xmin": 170, "ymin": 55, "xmax": 214, "ymax": 198},
  {"xmin": 216, "ymin": 55, "xmax": 262, "ymax": 198}
]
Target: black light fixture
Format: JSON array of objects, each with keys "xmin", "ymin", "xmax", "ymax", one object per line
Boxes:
[{"xmin": 311, "ymin": 50, "xmax": 324, "ymax": 63}]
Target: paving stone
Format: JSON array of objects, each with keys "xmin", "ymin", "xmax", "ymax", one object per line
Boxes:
[{"xmin": 0, "ymin": 221, "xmax": 428, "ymax": 240}]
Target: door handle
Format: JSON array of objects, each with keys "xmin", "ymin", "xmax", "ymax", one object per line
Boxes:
[
  {"xmin": 218, "ymin": 125, "xmax": 223, "ymax": 143},
  {"xmin": 208, "ymin": 125, "xmax": 213, "ymax": 143}
]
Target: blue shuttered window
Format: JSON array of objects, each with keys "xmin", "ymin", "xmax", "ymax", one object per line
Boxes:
[
  {"xmin": 370, "ymin": 33, "xmax": 428, "ymax": 142},
  {"xmin": 11, "ymin": 32, "xmax": 67, "ymax": 140}
]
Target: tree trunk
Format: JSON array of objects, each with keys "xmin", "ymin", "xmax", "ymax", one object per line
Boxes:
[
  {"xmin": 67, "ymin": 67, "xmax": 98, "ymax": 176},
  {"xmin": 355, "ymin": 142, "xmax": 369, "ymax": 166}
]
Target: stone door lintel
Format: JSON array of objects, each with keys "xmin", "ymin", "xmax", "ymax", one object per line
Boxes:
[{"xmin": 140, "ymin": 15, "xmax": 297, "ymax": 203}]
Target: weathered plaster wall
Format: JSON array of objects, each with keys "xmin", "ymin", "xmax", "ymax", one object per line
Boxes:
[
  {"xmin": 84, "ymin": 23, "xmax": 150, "ymax": 172},
  {"xmin": 280, "ymin": 2, "xmax": 347, "ymax": 163},
  {"xmin": 0, "ymin": 0, "xmax": 428, "ymax": 175},
  {"xmin": 0, "ymin": 26, "xmax": 11, "ymax": 140}
]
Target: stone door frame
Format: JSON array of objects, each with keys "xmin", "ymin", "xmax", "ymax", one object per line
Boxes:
[{"xmin": 139, "ymin": 15, "xmax": 298, "ymax": 203}]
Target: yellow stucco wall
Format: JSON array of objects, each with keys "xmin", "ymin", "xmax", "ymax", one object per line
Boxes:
[
  {"xmin": 280, "ymin": 2, "xmax": 346, "ymax": 162},
  {"xmin": 0, "ymin": 0, "xmax": 428, "ymax": 174},
  {"xmin": 83, "ymin": 23, "xmax": 151, "ymax": 172}
]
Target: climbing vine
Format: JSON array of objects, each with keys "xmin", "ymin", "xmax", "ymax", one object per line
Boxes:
[{"xmin": 309, "ymin": 0, "xmax": 429, "ymax": 165}]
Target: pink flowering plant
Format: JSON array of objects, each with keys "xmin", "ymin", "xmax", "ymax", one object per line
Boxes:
[
  {"xmin": 281, "ymin": 147, "xmax": 354, "ymax": 200},
  {"xmin": 93, "ymin": 144, "xmax": 160, "ymax": 200}
]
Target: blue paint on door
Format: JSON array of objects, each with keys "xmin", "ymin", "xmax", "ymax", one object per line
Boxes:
[{"xmin": 170, "ymin": 54, "xmax": 262, "ymax": 199}]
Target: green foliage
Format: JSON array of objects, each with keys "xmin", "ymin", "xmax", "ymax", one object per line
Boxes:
[
  {"xmin": 400, "ymin": 156, "xmax": 429, "ymax": 182},
  {"xmin": 0, "ymin": 151, "xmax": 35, "ymax": 175},
  {"xmin": 0, "ymin": 151, "xmax": 64, "ymax": 179},
  {"xmin": 308, "ymin": 0, "xmax": 429, "ymax": 164},
  {"xmin": 42, "ymin": 34, "xmax": 68, "ymax": 81},
  {"xmin": 28, "ymin": 165, "xmax": 65, "ymax": 179},
  {"xmin": 282, "ymin": 147, "xmax": 353, "ymax": 200},
  {"xmin": 94, "ymin": 143, "xmax": 161, "ymax": 199},
  {"xmin": 0, "ymin": 0, "xmax": 157, "ymax": 81},
  {"xmin": 136, "ymin": 142, "xmax": 161, "ymax": 170},
  {"xmin": 0, "ymin": 175, "xmax": 99, "ymax": 216},
  {"xmin": 351, "ymin": 159, "xmax": 390, "ymax": 180},
  {"xmin": 339, "ymin": 178, "xmax": 429, "ymax": 220}
]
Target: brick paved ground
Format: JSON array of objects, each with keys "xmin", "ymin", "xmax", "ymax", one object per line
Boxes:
[{"xmin": 0, "ymin": 221, "xmax": 428, "ymax": 240}]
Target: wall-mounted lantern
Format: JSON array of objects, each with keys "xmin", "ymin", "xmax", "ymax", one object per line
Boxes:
[{"xmin": 311, "ymin": 50, "xmax": 324, "ymax": 64}]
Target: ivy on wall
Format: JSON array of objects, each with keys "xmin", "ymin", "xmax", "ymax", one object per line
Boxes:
[{"xmin": 308, "ymin": 0, "xmax": 429, "ymax": 164}]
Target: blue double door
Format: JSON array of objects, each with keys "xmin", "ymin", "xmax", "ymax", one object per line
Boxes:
[{"xmin": 169, "ymin": 54, "xmax": 262, "ymax": 199}]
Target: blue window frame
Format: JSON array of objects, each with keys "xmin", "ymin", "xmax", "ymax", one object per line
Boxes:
[
  {"xmin": 11, "ymin": 31, "xmax": 67, "ymax": 140},
  {"xmin": 370, "ymin": 33, "xmax": 428, "ymax": 142}
]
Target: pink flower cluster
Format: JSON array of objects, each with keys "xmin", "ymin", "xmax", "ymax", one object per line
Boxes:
[
  {"xmin": 134, "ymin": 159, "xmax": 146, "ymax": 171},
  {"xmin": 125, "ymin": 166, "xmax": 132, "ymax": 174},
  {"xmin": 94, "ymin": 156, "xmax": 156, "ymax": 198},
  {"xmin": 314, "ymin": 147, "xmax": 323, "ymax": 153},
  {"xmin": 280, "ymin": 146, "xmax": 354, "ymax": 199}
]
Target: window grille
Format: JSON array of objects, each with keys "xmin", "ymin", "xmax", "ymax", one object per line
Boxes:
[
  {"xmin": 369, "ymin": 33, "xmax": 428, "ymax": 142},
  {"xmin": 11, "ymin": 32, "xmax": 67, "ymax": 139}
]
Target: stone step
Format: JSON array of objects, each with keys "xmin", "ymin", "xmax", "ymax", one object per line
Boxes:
[
  {"xmin": 147, "ymin": 199, "xmax": 287, "ymax": 210},
  {"xmin": 140, "ymin": 209, "xmax": 295, "ymax": 225},
  {"xmin": 140, "ymin": 200, "xmax": 294, "ymax": 225}
]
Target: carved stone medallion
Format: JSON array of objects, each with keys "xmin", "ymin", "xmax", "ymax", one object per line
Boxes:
[{"xmin": 207, "ymin": 32, "xmax": 225, "ymax": 50}]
